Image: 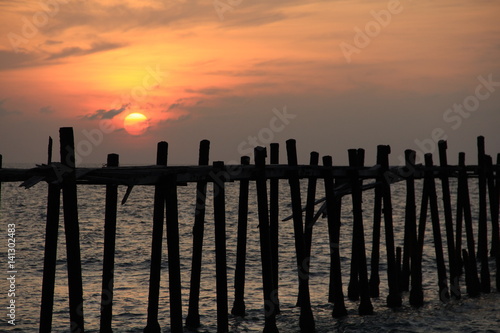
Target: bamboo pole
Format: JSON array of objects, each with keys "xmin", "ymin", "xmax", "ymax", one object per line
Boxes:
[
  {"xmin": 401, "ymin": 150, "xmax": 416, "ymax": 293},
  {"xmin": 485, "ymin": 155, "xmax": 499, "ymax": 258},
  {"xmin": 231, "ymin": 156, "xmax": 250, "ymax": 317},
  {"xmin": 99, "ymin": 153, "xmax": 119, "ymax": 333},
  {"xmin": 144, "ymin": 142, "xmax": 168, "ymax": 333},
  {"xmin": 368, "ymin": 149, "xmax": 383, "ymax": 298},
  {"xmin": 186, "ymin": 140, "xmax": 210, "ymax": 329},
  {"xmin": 213, "ymin": 161, "xmax": 229, "ymax": 333},
  {"xmin": 59, "ymin": 127, "xmax": 85, "ymax": 332},
  {"xmin": 286, "ymin": 139, "xmax": 315, "ymax": 332},
  {"xmin": 254, "ymin": 147, "xmax": 279, "ymax": 332},
  {"xmin": 477, "ymin": 136, "xmax": 490, "ymax": 293},
  {"xmin": 322, "ymin": 155, "xmax": 347, "ymax": 317},
  {"xmin": 39, "ymin": 138, "xmax": 61, "ymax": 333}
]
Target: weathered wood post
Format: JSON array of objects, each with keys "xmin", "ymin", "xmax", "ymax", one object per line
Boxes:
[
  {"xmin": 322, "ymin": 155, "xmax": 348, "ymax": 318},
  {"xmin": 186, "ymin": 140, "xmax": 210, "ymax": 329},
  {"xmin": 369, "ymin": 149, "xmax": 384, "ymax": 298},
  {"xmin": 213, "ymin": 161, "xmax": 229, "ymax": 333},
  {"xmin": 458, "ymin": 153, "xmax": 480, "ymax": 297},
  {"xmin": 144, "ymin": 141, "xmax": 168, "ymax": 333},
  {"xmin": 286, "ymin": 139, "xmax": 315, "ymax": 332},
  {"xmin": 254, "ymin": 147, "xmax": 279, "ymax": 332},
  {"xmin": 269, "ymin": 143, "xmax": 281, "ymax": 314},
  {"xmin": 438, "ymin": 141, "xmax": 460, "ymax": 299},
  {"xmin": 59, "ymin": 127, "xmax": 85, "ymax": 332},
  {"xmin": 40, "ymin": 138, "xmax": 61, "ymax": 333},
  {"xmin": 348, "ymin": 149, "xmax": 373, "ymax": 315},
  {"xmin": 425, "ymin": 154, "xmax": 450, "ymax": 302},
  {"xmin": 100, "ymin": 153, "xmax": 119, "ymax": 333},
  {"xmin": 378, "ymin": 145, "xmax": 402, "ymax": 307},
  {"xmin": 485, "ymin": 155, "xmax": 499, "ymax": 258},
  {"xmin": 232, "ymin": 155, "xmax": 250, "ymax": 317},
  {"xmin": 401, "ymin": 150, "xmax": 417, "ymax": 293},
  {"xmin": 347, "ymin": 150, "xmax": 360, "ymax": 301},
  {"xmin": 299, "ymin": 151, "xmax": 319, "ymax": 307},
  {"xmin": 165, "ymin": 173, "xmax": 183, "ymax": 332},
  {"xmin": 477, "ymin": 136, "xmax": 491, "ymax": 293}
]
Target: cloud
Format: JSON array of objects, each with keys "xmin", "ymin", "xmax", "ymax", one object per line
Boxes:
[
  {"xmin": 185, "ymin": 87, "xmax": 231, "ymax": 95},
  {"xmin": 82, "ymin": 104, "xmax": 129, "ymax": 120},
  {"xmin": 46, "ymin": 41, "xmax": 125, "ymax": 60},
  {"xmin": 0, "ymin": 50, "xmax": 43, "ymax": 71},
  {"xmin": 0, "ymin": 98, "xmax": 21, "ymax": 115},
  {"xmin": 39, "ymin": 106, "xmax": 54, "ymax": 114}
]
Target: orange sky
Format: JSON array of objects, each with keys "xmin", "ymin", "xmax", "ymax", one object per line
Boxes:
[{"xmin": 1, "ymin": 0, "xmax": 499, "ymax": 165}]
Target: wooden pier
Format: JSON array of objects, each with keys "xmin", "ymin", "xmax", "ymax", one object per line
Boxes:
[{"xmin": 0, "ymin": 127, "xmax": 499, "ymax": 332}]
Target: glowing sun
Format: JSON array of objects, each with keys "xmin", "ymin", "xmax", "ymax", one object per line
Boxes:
[{"xmin": 124, "ymin": 113, "xmax": 149, "ymax": 136}]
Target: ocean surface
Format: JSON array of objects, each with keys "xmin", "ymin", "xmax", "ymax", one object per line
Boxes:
[{"xmin": 0, "ymin": 164, "xmax": 499, "ymax": 332}]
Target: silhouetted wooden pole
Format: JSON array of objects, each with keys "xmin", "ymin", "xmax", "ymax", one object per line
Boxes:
[
  {"xmin": 232, "ymin": 156, "xmax": 250, "ymax": 317},
  {"xmin": 348, "ymin": 149, "xmax": 373, "ymax": 315},
  {"xmin": 369, "ymin": 150, "xmax": 383, "ymax": 298},
  {"xmin": 458, "ymin": 153, "xmax": 481, "ymax": 297},
  {"xmin": 286, "ymin": 139, "xmax": 315, "ymax": 332},
  {"xmin": 438, "ymin": 141, "xmax": 460, "ymax": 299},
  {"xmin": 378, "ymin": 145, "xmax": 402, "ymax": 307},
  {"xmin": 100, "ymin": 153, "xmax": 119, "ymax": 333},
  {"xmin": 59, "ymin": 127, "xmax": 85, "ymax": 332},
  {"xmin": 322, "ymin": 155, "xmax": 347, "ymax": 317},
  {"xmin": 477, "ymin": 136, "xmax": 490, "ymax": 293},
  {"xmin": 269, "ymin": 143, "xmax": 280, "ymax": 314},
  {"xmin": 213, "ymin": 161, "xmax": 229, "ymax": 333},
  {"xmin": 496, "ymin": 154, "xmax": 500, "ymax": 291},
  {"xmin": 485, "ymin": 155, "xmax": 499, "ymax": 258},
  {"xmin": 347, "ymin": 150, "xmax": 359, "ymax": 302},
  {"xmin": 425, "ymin": 154, "xmax": 450, "ymax": 302},
  {"xmin": 254, "ymin": 147, "xmax": 279, "ymax": 332},
  {"xmin": 299, "ymin": 151, "xmax": 319, "ymax": 307},
  {"xmin": 186, "ymin": 140, "xmax": 210, "ymax": 329},
  {"xmin": 40, "ymin": 138, "xmax": 61, "ymax": 333},
  {"xmin": 165, "ymin": 174, "xmax": 183, "ymax": 332},
  {"xmin": 401, "ymin": 150, "xmax": 416, "ymax": 293},
  {"xmin": 144, "ymin": 142, "xmax": 168, "ymax": 333}
]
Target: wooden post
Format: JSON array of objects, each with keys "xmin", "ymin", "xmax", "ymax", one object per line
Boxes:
[
  {"xmin": 286, "ymin": 139, "xmax": 315, "ymax": 332},
  {"xmin": 186, "ymin": 140, "xmax": 210, "ymax": 329},
  {"xmin": 496, "ymin": 154, "xmax": 500, "ymax": 291},
  {"xmin": 59, "ymin": 127, "xmax": 85, "ymax": 332},
  {"xmin": 299, "ymin": 151, "xmax": 319, "ymax": 307},
  {"xmin": 347, "ymin": 150, "xmax": 360, "ymax": 301},
  {"xmin": 368, "ymin": 149, "xmax": 383, "ymax": 298},
  {"xmin": 231, "ymin": 156, "xmax": 250, "ymax": 317},
  {"xmin": 99, "ymin": 153, "xmax": 119, "ymax": 333},
  {"xmin": 348, "ymin": 149, "xmax": 373, "ymax": 315},
  {"xmin": 213, "ymin": 161, "xmax": 229, "ymax": 333},
  {"xmin": 458, "ymin": 153, "xmax": 481, "ymax": 297},
  {"xmin": 485, "ymin": 155, "xmax": 499, "ymax": 258},
  {"xmin": 254, "ymin": 147, "xmax": 279, "ymax": 332},
  {"xmin": 39, "ymin": 138, "xmax": 61, "ymax": 333},
  {"xmin": 425, "ymin": 154, "xmax": 450, "ymax": 302},
  {"xmin": 477, "ymin": 136, "xmax": 490, "ymax": 293},
  {"xmin": 401, "ymin": 150, "xmax": 417, "ymax": 293},
  {"xmin": 438, "ymin": 141, "xmax": 460, "ymax": 299},
  {"xmin": 269, "ymin": 143, "xmax": 280, "ymax": 314},
  {"xmin": 322, "ymin": 155, "xmax": 347, "ymax": 318},
  {"xmin": 165, "ymin": 174, "xmax": 183, "ymax": 332},
  {"xmin": 144, "ymin": 142, "xmax": 168, "ymax": 333},
  {"xmin": 378, "ymin": 145, "xmax": 402, "ymax": 307}
]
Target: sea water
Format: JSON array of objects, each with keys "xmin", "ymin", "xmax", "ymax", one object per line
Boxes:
[{"xmin": 0, "ymin": 166, "xmax": 499, "ymax": 332}]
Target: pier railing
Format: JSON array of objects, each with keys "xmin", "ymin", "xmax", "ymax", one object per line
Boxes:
[{"xmin": 0, "ymin": 127, "xmax": 498, "ymax": 332}]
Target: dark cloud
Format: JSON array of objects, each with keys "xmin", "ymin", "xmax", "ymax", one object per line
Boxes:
[
  {"xmin": 82, "ymin": 104, "xmax": 129, "ymax": 120},
  {"xmin": 0, "ymin": 99, "xmax": 21, "ymax": 115},
  {"xmin": 46, "ymin": 41, "xmax": 125, "ymax": 60},
  {"xmin": 185, "ymin": 87, "xmax": 231, "ymax": 95},
  {"xmin": 0, "ymin": 49, "xmax": 43, "ymax": 71}
]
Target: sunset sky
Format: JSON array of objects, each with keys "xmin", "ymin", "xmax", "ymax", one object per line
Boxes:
[{"xmin": 1, "ymin": 0, "xmax": 499, "ymax": 166}]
